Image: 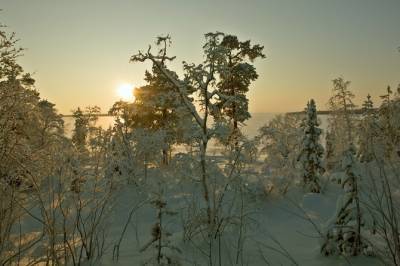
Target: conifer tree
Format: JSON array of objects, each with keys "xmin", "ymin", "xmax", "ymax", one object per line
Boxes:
[
  {"xmin": 357, "ymin": 94, "xmax": 377, "ymax": 162},
  {"xmin": 140, "ymin": 193, "xmax": 180, "ymax": 265},
  {"xmin": 72, "ymin": 107, "xmax": 89, "ymax": 150},
  {"xmin": 325, "ymin": 130, "xmax": 335, "ymax": 170},
  {"xmin": 377, "ymin": 86, "xmax": 400, "ymax": 158},
  {"xmin": 322, "ymin": 145, "xmax": 368, "ymax": 256},
  {"xmin": 71, "ymin": 106, "xmax": 100, "ymax": 151},
  {"xmin": 216, "ymin": 34, "xmax": 265, "ymax": 146},
  {"xmin": 37, "ymin": 100, "xmax": 64, "ymax": 146},
  {"xmin": 298, "ymin": 99, "xmax": 324, "ymax": 193},
  {"xmin": 122, "ymin": 36, "xmax": 195, "ymax": 165}
]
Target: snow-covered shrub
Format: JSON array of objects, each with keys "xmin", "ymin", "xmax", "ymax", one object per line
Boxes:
[
  {"xmin": 0, "ymin": 26, "xmax": 66, "ymax": 264},
  {"xmin": 106, "ymin": 126, "xmax": 167, "ymax": 184},
  {"xmin": 363, "ymin": 157, "xmax": 400, "ymax": 264},
  {"xmin": 256, "ymin": 113, "xmax": 304, "ymax": 193},
  {"xmin": 321, "ymin": 145, "xmax": 369, "ymax": 256},
  {"xmin": 29, "ymin": 126, "xmax": 116, "ymax": 265},
  {"xmin": 140, "ymin": 193, "xmax": 181, "ymax": 266},
  {"xmin": 375, "ymin": 85, "xmax": 400, "ymax": 160}
]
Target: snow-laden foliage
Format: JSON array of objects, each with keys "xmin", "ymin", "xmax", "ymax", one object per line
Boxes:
[
  {"xmin": 321, "ymin": 145, "xmax": 369, "ymax": 256},
  {"xmin": 326, "ymin": 77, "xmax": 358, "ymax": 170},
  {"xmin": 131, "ymin": 32, "xmax": 238, "ymax": 231},
  {"xmin": 298, "ymin": 99, "xmax": 324, "ymax": 193},
  {"xmin": 140, "ymin": 191, "xmax": 181, "ymax": 266},
  {"xmin": 375, "ymin": 85, "xmax": 400, "ymax": 159},
  {"xmin": 131, "ymin": 37, "xmax": 196, "ymax": 165},
  {"xmin": 256, "ymin": 113, "xmax": 304, "ymax": 193},
  {"xmin": 362, "ymin": 157, "xmax": 400, "ymax": 264},
  {"xmin": 354, "ymin": 86, "xmax": 400, "ymax": 163},
  {"xmin": 0, "ymin": 25, "xmax": 117, "ymax": 264},
  {"xmin": 357, "ymin": 94, "xmax": 378, "ymax": 162},
  {"xmin": 2, "ymin": 20, "xmax": 398, "ymax": 265},
  {"xmin": 106, "ymin": 124, "xmax": 168, "ymax": 185},
  {"xmin": 127, "ymin": 33, "xmax": 272, "ymax": 265},
  {"xmin": 71, "ymin": 106, "xmax": 101, "ymax": 151},
  {"xmin": 215, "ymin": 34, "xmax": 265, "ymax": 146},
  {"xmin": 0, "ymin": 27, "xmax": 67, "ymax": 263}
]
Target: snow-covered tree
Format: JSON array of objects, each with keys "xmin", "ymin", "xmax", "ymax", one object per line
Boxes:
[
  {"xmin": 0, "ymin": 64, "xmax": 38, "ymax": 261},
  {"xmin": 132, "ymin": 36, "xmax": 195, "ymax": 165},
  {"xmin": 72, "ymin": 107, "xmax": 89, "ymax": 150},
  {"xmin": 322, "ymin": 144, "xmax": 368, "ymax": 256},
  {"xmin": 0, "ymin": 24, "xmax": 80, "ymax": 264},
  {"xmin": 257, "ymin": 113, "xmax": 304, "ymax": 193},
  {"xmin": 109, "ymin": 100, "xmax": 143, "ymax": 138},
  {"xmin": 258, "ymin": 114, "xmax": 303, "ymax": 170},
  {"xmin": 131, "ymin": 32, "xmax": 228, "ymax": 226},
  {"xmin": 0, "ymin": 25, "xmax": 60, "ymax": 188},
  {"xmin": 131, "ymin": 32, "xmax": 260, "ymax": 264},
  {"xmin": 298, "ymin": 99, "xmax": 324, "ymax": 193},
  {"xmin": 357, "ymin": 94, "xmax": 378, "ymax": 162},
  {"xmin": 71, "ymin": 106, "xmax": 101, "ymax": 151},
  {"xmin": 326, "ymin": 77, "xmax": 357, "ymax": 169},
  {"xmin": 325, "ymin": 130, "xmax": 336, "ymax": 170},
  {"xmin": 376, "ymin": 85, "xmax": 400, "ymax": 159},
  {"xmin": 140, "ymin": 193, "xmax": 180, "ymax": 265},
  {"xmin": 37, "ymin": 100, "xmax": 64, "ymax": 146},
  {"xmin": 363, "ymin": 147, "xmax": 400, "ymax": 264},
  {"xmin": 216, "ymin": 34, "xmax": 265, "ymax": 146}
]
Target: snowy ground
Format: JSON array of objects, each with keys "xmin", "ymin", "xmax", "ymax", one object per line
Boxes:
[{"xmin": 95, "ymin": 171, "xmax": 378, "ymax": 265}]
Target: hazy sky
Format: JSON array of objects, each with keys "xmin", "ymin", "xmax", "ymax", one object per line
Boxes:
[{"xmin": 1, "ymin": 0, "xmax": 399, "ymax": 114}]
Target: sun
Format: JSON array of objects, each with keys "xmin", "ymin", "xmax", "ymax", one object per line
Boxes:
[{"xmin": 117, "ymin": 83, "xmax": 135, "ymax": 101}]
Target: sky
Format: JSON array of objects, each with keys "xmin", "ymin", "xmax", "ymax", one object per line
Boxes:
[{"xmin": 1, "ymin": 0, "xmax": 399, "ymax": 114}]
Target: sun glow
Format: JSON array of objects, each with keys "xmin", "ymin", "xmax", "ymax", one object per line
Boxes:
[{"xmin": 117, "ymin": 83, "xmax": 135, "ymax": 101}]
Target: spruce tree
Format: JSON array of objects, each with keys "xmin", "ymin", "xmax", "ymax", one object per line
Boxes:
[
  {"xmin": 298, "ymin": 99, "xmax": 324, "ymax": 193},
  {"xmin": 357, "ymin": 94, "xmax": 377, "ymax": 162},
  {"xmin": 140, "ymin": 193, "xmax": 180, "ymax": 265},
  {"xmin": 325, "ymin": 130, "xmax": 336, "ymax": 170},
  {"xmin": 322, "ymin": 145, "xmax": 367, "ymax": 256},
  {"xmin": 377, "ymin": 86, "xmax": 400, "ymax": 158},
  {"xmin": 72, "ymin": 107, "xmax": 89, "ymax": 150}
]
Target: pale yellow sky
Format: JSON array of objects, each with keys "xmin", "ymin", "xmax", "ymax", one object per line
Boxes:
[{"xmin": 2, "ymin": 0, "xmax": 399, "ymax": 114}]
